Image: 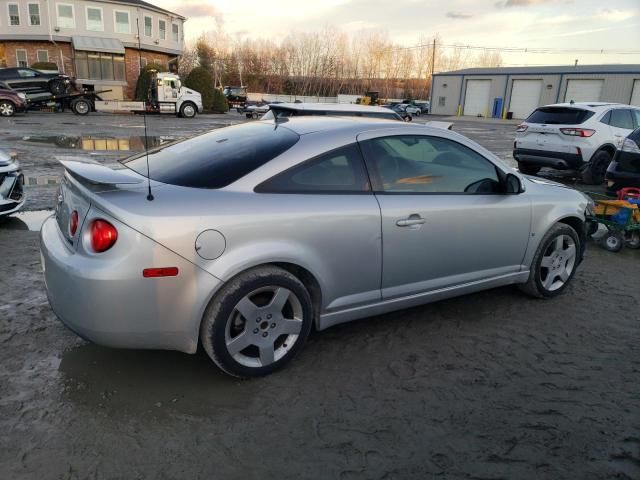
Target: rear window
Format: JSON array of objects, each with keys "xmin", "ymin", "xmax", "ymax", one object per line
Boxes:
[
  {"xmin": 121, "ymin": 122, "xmax": 300, "ymax": 189},
  {"xmin": 526, "ymin": 107, "xmax": 594, "ymax": 125}
]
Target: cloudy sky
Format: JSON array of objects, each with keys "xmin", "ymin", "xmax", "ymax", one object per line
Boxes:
[{"xmin": 153, "ymin": 0, "xmax": 640, "ymax": 67}]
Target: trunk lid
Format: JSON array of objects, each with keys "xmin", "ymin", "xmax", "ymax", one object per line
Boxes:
[{"xmin": 55, "ymin": 161, "xmax": 144, "ymax": 247}]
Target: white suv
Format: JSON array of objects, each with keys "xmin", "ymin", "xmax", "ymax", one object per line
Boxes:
[{"xmin": 513, "ymin": 102, "xmax": 640, "ymax": 184}]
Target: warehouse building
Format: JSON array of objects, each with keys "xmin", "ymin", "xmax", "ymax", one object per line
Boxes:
[
  {"xmin": 430, "ymin": 64, "xmax": 640, "ymax": 119},
  {"xmin": 0, "ymin": 0, "xmax": 185, "ymax": 100}
]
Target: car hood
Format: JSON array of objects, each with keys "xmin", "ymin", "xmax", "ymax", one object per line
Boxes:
[{"xmin": 525, "ymin": 175, "xmax": 569, "ymax": 189}]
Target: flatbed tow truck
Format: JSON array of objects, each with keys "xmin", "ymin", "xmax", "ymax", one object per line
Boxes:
[
  {"xmin": 25, "ymin": 88, "xmax": 111, "ymax": 115},
  {"xmin": 24, "ymin": 72, "xmax": 203, "ymax": 118}
]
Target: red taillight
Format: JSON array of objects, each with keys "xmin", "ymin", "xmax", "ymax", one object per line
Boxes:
[
  {"xmin": 560, "ymin": 128, "xmax": 595, "ymax": 137},
  {"xmin": 516, "ymin": 124, "xmax": 528, "ymax": 133},
  {"xmin": 69, "ymin": 210, "xmax": 79, "ymax": 236},
  {"xmin": 90, "ymin": 219, "xmax": 118, "ymax": 253},
  {"xmin": 143, "ymin": 267, "xmax": 179, "ymax": 278}
]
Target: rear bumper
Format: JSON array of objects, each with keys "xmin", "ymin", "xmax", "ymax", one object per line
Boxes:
[
  {"xmin": 513, "ymin": 148, "xmax": 584, "ymax": 170},
  {"xmin": 40, "ymin": 215, "xmax": 221, "ymax": 353}
]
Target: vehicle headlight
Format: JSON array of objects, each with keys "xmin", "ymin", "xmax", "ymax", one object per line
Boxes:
[
  {"xmin": 17, "ymin": 92, "xmax": 26, "ymax": 100},
  {"xmin": 581, "ymin": 192, "xmax": 595, "ymax": 216}
]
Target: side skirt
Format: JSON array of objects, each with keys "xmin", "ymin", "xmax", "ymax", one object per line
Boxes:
[{"xmin": 317, "ymin": 271, "xmax": 530, "ymax": 331}]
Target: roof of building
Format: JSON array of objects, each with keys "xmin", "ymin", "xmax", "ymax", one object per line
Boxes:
[
  {"xmin": 434, "ymin": 64, "xmax": 640, "ymax": 76},
  {"xmin": 98, "ymin": 0, "xmax": 185, "ymax": 20}
]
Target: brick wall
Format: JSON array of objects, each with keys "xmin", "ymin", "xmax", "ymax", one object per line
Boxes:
[
  {"xmin": 123, "ymin": 47, "xmax": 170, "ymax": 100},
  {"xmin": 0, "ymin": 41, "xmax": 173, "ymax": 100},
  {"xmin": 0, "ymin": 40, "xmax": 74, "ymax": 74}
]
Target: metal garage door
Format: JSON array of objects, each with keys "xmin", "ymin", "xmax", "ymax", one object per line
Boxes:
[
  {"xmin": 630, "ymin": 80, "xmax": 640, "ymax": 106},
  {"xmin": 564, "ymin": 79, "xmax": 603, "ymax": 102},
  {"xmin": 463, "ymin": 80, "xmax": 491, "ymax": 116},
  {"xmin": 509, "ymin": 80, "xmax": 543, "ymax": 119}
]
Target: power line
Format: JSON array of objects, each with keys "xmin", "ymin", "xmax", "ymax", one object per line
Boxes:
[{"xmin": 387, "ymin": 42, "xmax": 640, "ymax": 55}]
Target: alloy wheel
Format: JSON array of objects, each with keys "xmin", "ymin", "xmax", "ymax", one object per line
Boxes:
[
  {"xmin": 225, "ymin": 286, "xmax": 304, "ymax": 367},
  {"xmin": 0, "ymin": 102, "xmax": 15, "ymax": 116},
  {"xmin": 539, "ymin": 234, "xmax": 577, "ymax": 291}
]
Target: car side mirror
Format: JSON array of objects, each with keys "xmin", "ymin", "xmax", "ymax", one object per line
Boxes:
[{"xmin": 505, "ymin": 173, "xmax": 524, "ymax": 194}]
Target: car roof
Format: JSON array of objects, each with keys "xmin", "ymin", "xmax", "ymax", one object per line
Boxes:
[
  {"xmin": 259, "ymin": 115, "xmax": 433, "ymax": 136},
  {"xmin": 268, "ymin": 102, "xmax": 396, "ymax": 114},
  {"xmin": 541, "ymin": 102, "xmax": 630, "ymax": 111}
]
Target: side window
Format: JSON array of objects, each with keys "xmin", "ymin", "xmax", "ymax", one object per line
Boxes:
[
  {"xmin": 609, "ymin": 109, "xmax": 634, "ymax": 129},
  {"xmin": 18, "ymin": 69, "xmax": 37, "ymax": 78},
  {"xmin": 361, "ymin": 135, "xmax": 501, "ymax": 194},
  {"xmin": 631, "ymin": 109, "xmax": 640, "ymax": 128},
  {"xmin": 256, "ymin": 143, "xmax": 370, "ymax": 193},
  {"xmin": 600, "ymin": 110, "xmax": 611, "ymax": 125}
]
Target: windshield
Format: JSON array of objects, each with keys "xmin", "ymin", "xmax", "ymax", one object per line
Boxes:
[
  {"xmin": 224, "ymin": 87, "xmax": 246, "ymax": 96},
  {"xmin": 121, "ymin": 122, "xmax": 300, "ymax": 189}
]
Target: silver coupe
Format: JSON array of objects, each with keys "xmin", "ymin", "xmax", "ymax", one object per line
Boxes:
[{"xmin": 40, "ymin": 117, "xmax": 590, "ymax": 377}]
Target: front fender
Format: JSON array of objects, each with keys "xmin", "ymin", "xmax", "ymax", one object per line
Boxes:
[{"xmin": 523, "ymin": 196, "xmax": 586, "ymax": 268}]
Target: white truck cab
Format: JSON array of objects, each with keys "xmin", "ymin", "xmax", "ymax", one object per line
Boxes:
[{"xmin": 152, "ymin": 72, "xmax": 203, "ymax": 118}]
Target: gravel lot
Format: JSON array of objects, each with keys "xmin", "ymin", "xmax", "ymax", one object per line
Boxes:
[{"xmin": 0, "ymin": 111, "xmax": 638, "ymax": 479}]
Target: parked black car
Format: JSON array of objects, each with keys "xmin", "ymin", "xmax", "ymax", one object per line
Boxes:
[
  {"xmin": 605, "ymin": 127, "xmax": 640, "ymax": 196},
  {"xmin": 0, "ymin": 67, "xmax": 72, "ymax": 96}
]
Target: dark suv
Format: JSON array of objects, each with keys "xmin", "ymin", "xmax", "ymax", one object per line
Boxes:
[
  {"xmin": 605, "ymin": 127, "xmax": 640, "ymax": 196},
  {"xmin": 0, "ymin": 81, "xmax": 27, "ymax": 116},
  {"xmin": 0, "ymin": 67, "xmax": 72, "ymax": 95}
]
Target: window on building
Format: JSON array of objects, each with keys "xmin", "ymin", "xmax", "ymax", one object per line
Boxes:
[
  {"xmin": 172, "ymin": 23, "xmax": 179, "ymax": 42},
  {"xmin": 28, "ymin": 3, "xmax": 40, "ymax": 25},
  {"xmin": 114, "ymin": 10, "xmax": 129, "ymax": 33},
  {"xmin": 36, "ymin": 50, "xmax": 49, "ymax": 63},
  {"xmin": 140, "ymin": 57, "xmax": 147, "ymax": 69},
  {"xmin": 144, "ymin": 16, "xmax": 152, "ymax": 36},
  {"xmin": 86, "ymin": 7, "xmax": 103, "ymax": 31},
  {"xmin": 438, "ymin": 96, "xmax": 446, "ymax": 107},
  {"xmin": 8, "ymin": 3, "xmax": 20, "ymax": 26},
  {"xmin": 75, "ymin": 51, "xmax": 126, "ymax": 81},
  {"xmin": 57, "ymin": 3, "xmax": 75, "ymax": 29},
  {"xmin": 159, "ymin": 19, "xmax": 166, "ymax": 40},
  {"xmin": 16, "ymin": 49, "xmax": 28, "ymax": 68}
]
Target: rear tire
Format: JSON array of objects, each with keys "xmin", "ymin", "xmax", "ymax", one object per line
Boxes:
[
  {"xmin": 625, "ymin": 231, "xmax": 640, "ymax": 249},
  {"xmin": 517, "ymin": 162, "xmax": 541, "ymax": 175},
  {"xmin": 71, "ymin": 98, "xmax": 91, "ymax": 115},
  {"xmin": 0, "ymin": 100, "xmax": 16, "ymax": 117},
  {"xmin": 519, "ymin": 223, "xmax": 581, "ymax": 298},
  {"xmin": 200, "ymin": 266, "xmax": 314, "ymax": 378},
  {"xmin": 48, "ymin": 78, "xmax": 67, "ymax": 95},
  {"xmin": 581, "ymin": 150, "xmax": 611, "ymax": 185}
]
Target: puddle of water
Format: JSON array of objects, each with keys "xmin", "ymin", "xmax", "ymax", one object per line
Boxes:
[
  {"xmin": 6, "ymin": 135, "xmax": 177, "ymax": 152},
  {"xmin": 1, "ymin": 209, "xmax": 53, "ymax": 231}
]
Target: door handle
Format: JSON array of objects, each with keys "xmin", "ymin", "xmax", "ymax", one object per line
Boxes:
[{"xmin": 396, "ymin": 215, "xmax": 425, "ymax": 227}]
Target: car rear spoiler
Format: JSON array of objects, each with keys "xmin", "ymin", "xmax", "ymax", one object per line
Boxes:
[
  {"xmin": 60, "ymin": 160, "xmax": 143, "ymax": 185},
  {"xmin": 424, "ymin": 121, "xmax": 453, "ymax": 130}
]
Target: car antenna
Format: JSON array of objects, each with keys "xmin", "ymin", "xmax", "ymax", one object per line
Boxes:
[{"xmin": 136, "ymin": 18, "xmax": 154, "ymax": 201}]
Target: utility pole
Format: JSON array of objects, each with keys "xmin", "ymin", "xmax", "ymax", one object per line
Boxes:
[{"xmin": 431, "ymin": 38, "xmax": 436, "ymax": 77}]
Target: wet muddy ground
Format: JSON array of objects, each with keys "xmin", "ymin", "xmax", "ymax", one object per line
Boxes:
[{"xmin": 1, "ymin": 112, "xmax": 638, "ymax": 479}]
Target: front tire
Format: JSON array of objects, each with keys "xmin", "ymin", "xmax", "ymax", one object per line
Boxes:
[
  {"xmin": 519, "ymin": 223, "xmax": 581, "ymax": 298},
  {"xmin": 180, "ymin": 102, "xmax": 197, "ymax": 118},
  {"xmin": 0, "ymin": 100, "xmax": 16, "ymax": 117},
  {"xmin": 200, "ymin": 266, "xmax": 313, "ymax": 378}
]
